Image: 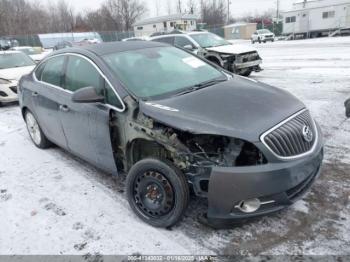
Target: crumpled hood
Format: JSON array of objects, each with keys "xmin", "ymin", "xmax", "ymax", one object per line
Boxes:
[
  {"xmin": 139, "ymin": 77, "xmax": 305, "ymax": 142},
  {"xmin": 206, "ymin": 44, "xmax": 257, "ymax": 55},
  {"xmin": 0, "ymin": 66, "xmax": 35, "ymax": 81}
]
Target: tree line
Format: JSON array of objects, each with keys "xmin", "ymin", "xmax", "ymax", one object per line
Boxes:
[{"xmin": 0, "ymin": 0, "xmax": 253, "ymax": 36}]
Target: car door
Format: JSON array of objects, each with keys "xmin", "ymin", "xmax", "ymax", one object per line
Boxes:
[
  {"xmin": 59, "ymin": 54, "xmax": 118, "ymax": 174},
  {"xmin": 32, "ymin": 55, "xmax": 68, "ymax": 148}
]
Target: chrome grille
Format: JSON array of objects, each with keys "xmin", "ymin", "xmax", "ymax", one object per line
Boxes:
[{"xmin": 262, "ymin": 110, "xmax": 316, "ymax": 158}]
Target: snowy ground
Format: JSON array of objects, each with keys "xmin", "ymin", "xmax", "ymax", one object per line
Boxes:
[{"xmin": 1, "ymin": 37, "xmax": 350, "ymax": 256}]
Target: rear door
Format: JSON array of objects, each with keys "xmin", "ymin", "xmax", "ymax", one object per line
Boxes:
[
  {"xmin": 32, "ymin": 55, "xmax": 68, "ymax": 148},
  {"xmin": 59, "ymin": 54, "xmax": 118, "ymax": 174}
]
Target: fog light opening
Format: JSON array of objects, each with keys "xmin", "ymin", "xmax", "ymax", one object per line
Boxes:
[{"xmin": 235, "ymin": 198, "xmax": 261, "ymax": 213}]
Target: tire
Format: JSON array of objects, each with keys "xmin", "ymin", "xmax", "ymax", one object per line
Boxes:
[
  {"xmin": 24, "ymin": 110, "xmax": 51, "ymax": 149},
  {"xmin": 240, "ymin": 69, "xmax": 252, "ymax": 77},
  {"xmin": 258, "ymin": 38, "xmax": 261, "ymax": 43},
  {"xmin": 126, "ymin": 158, "xmax": 190, "ymax": 228}
]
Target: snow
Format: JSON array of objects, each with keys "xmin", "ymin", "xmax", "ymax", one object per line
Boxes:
[{"xmin": 1, "ymin": 36, "xmax": 350, "ymax": 255}]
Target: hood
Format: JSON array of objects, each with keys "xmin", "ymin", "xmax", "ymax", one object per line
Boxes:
[
  {"xmin": 206, "ymin": 44, "xmax": 257, "ymax": 55},
  {"xmin": 139, "ymin": 77, "xmax": 305, "ymax": 142},
  {"xmin": 0, "ymin": 66, "xmax": 35, "ymax": 81}
]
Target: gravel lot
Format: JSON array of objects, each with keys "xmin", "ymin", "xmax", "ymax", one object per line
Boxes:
[{"xmin": 0, "ymin": 37, "xmax": 349, "ymax": 256}]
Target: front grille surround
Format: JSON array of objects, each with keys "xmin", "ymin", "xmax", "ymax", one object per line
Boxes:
[
  {"xmin": 261, "ymin": 109, "xmax": 318, "ymax": 160},
  {"xmin": 237, "ymin": 51, "xmax": 260, "ymax": 63}
]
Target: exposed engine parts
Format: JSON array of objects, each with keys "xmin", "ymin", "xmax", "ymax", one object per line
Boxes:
[{"xmin": 128, "ymin": 113, "xmax": 267, "ymax": 170}]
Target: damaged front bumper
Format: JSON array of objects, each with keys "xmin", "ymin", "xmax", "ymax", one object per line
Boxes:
[
  {"xmin": 234, "ymin": 59, "xmax": 262, "ymax": 70},
  {"xmin": 204, "ymin": 136, "xmax": 324, "ymax": 228}
]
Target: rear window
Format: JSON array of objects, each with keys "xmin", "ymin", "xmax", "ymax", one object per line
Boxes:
[{"xmin": 152, "ymin": 36, "xmax": 175, "ymax": 45}]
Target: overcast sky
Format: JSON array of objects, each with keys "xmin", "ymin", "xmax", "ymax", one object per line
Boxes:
[{"xmin": 41, "ymin": 0, "xmax": 296, "ymax": 18}]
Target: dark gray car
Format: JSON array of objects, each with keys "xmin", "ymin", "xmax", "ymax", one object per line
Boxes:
[{"xmin": 18, "ymin": 41, "xmax": 324, "ymax": 228}]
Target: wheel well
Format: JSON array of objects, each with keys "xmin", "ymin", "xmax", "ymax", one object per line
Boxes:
[
  {"xmin": 21, "ymin": 107, "xmax": 28, "ymax": 119},
  {"xmin": 127, "ymin": 139, "xmax": 173, "ymax": 170}
]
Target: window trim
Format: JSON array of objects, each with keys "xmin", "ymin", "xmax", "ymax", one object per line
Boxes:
[{"xmin": 33, "ymin": 53, "xmax": 126, "ymax": 112}]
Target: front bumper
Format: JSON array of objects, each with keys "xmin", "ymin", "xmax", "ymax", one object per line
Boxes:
[
  {"xmin": 234, "ymin": 59, "xmax": 262, "ymax": 70},
  {"xmin": 0, "ymin": 84, "xmax": 18, "ymax": 104},
  {"xmin": 205, "ymin": 132, "xmax": 324, "ymax": 227}
]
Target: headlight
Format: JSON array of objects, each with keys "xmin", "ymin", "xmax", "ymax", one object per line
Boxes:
[{"xmin": 0, "ymin": 78, "xmax": 11, "ymax": 84}]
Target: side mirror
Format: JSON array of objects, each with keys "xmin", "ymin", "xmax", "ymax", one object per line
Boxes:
[
  {"xmin": 71, "ymin": 86, "xmax": 104, "ymax": 103},
  {"xmin": 345, "ymin": 98, "xmax": 350, "ymax": 118},
  {"xmin": 183, "ymin": 44, "xmax": 195, "ymax": 51}
]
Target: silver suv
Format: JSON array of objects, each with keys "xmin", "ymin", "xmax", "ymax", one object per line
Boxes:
[{"xmin": 151, "ymin": 31, "xmax": 262, "ymax": 77}]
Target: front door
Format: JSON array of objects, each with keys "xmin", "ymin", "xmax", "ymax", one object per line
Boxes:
[{"xmin": 59, "ymin": 55, "xmax": 117, "ymax": 174}]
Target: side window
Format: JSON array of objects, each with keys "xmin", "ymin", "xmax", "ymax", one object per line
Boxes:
[
  {"xmin": 174, "ymin": 36, "xmax": 195, "ymax": 49},
  {"xmin": 65, "ymin": 56, "xmax": 103, "ymax": 92},
  {"xmin": 41, "ymin": 56, "xmax": 65, "ymax": 87},
  {"xmin": 153, "ymin": 36, "xmax": 175, "ymax": 45},
  {"xmin": 105, "ymin": 82, "xmax": 122, "ymax": 108},
  {"xmin": 35, "ymin": 62, "xmax": 46, "ymax": 80}
]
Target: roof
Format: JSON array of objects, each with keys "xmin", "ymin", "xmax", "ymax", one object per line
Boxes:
[
  {"xmin": 134, "ymin": 14, "xmax": 199, "ymax": 27},
  {"xmin": 56, "ymin": 41, "xmax": 168, "ymax": 56},
  {"xmin": 282, "ymin": 0, "xmax": 350, "ymax": 13},
  {"xmin": 223, "ymin": 22, "xmax": 257, "ymax": 28}
]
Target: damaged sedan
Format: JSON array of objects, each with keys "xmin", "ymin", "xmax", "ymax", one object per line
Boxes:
[{"xmin": 18, "ymin": 41, "xmax": 324, "ymax": 228}]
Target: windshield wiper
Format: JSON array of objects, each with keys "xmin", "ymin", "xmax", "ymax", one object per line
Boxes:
[{"xmin": 175, "ymin": 78, "xmax": 228, "ymax": 96}]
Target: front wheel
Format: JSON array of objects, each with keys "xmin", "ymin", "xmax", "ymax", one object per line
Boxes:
[
  {"xmin": 126, "ymin": 158, "xmax": 189, "ymax": 228},
  {"xmin": 25, "ymin": 110, "xmax": 51, "ymax": 149},
  {"xmin": 240, "ymin": 69, "xmax": 252, "ymax": 77}
]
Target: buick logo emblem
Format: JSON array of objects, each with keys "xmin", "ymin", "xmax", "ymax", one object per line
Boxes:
[{"xmin": 302, "ymin": 125, "xmax": 313, "ymax": 142}]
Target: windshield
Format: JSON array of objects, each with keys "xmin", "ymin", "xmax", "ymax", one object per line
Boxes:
[
  {"xmin": 258, "ymin": 29, "xmax": 271, "ymax": 34},
  {"xmin": 103, "ymin": 46, "xmax": 226, "ymax": 99},
  {"xmin": 190, "ymin": 33, "xmax": 230, "ymax": 48},
  {"xmin": 0, "ymin": 53, "xmax": 35, "ymax": 69}
]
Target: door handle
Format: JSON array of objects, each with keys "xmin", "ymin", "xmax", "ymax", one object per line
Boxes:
[
  {"xmin": 59, "ymin": 105, "xmax": 70, "ymax": 112},
  {"xmin": 32, "ymin": 92, "xmax": 38, "ymax": 97}
]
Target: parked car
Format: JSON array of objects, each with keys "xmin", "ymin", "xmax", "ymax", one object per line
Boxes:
[
  {"xmin": 53, "ymin": 41, "xmax": 73, "ymax": 50},
  {"xmin": 0, "ymin": 39, "xmax": 11, "ymax": 50},
  {"xmin": 11, "ymin": 46, "xmax": 47, "ymax": 62},
  {"xmin": 151, "ymin": 31, "xmax": 262, "ymax": 76},
  {"xmin": 0, "ymin": 51, "xmax": 36, "ymax": 106},
  {"xmin": 251, "ymin": 29, "xmax": 275, "ymax": 44},
  {"xmin": 19, "ymin": 41, "xmax": 323, "ymax": 228},
  {"xmin": 122, "ymin": 36, "xmax": 149, "ymax": 42},
  {"xmin": 345, "ymin": 99, "xmax": 350, "ymax": 118}
]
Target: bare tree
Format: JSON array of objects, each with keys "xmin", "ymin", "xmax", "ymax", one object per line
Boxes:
[
  {"xmin": 155, "ymin": 0, "xmax": 161, "ymax": 16},
  {"xmin": 0, "ymin": 0, "xmax": 147, "ymax": 36},
  {"xmin": 201, "ymin": 0, "xmax": 226, "ymax": 26},
  {"xmin": 177, "ymin": 0, "xmax": 183, "ymax": 13},
  {"xmin": 187, "ymin": 0, "xmax": 197, "ymax": 14},
  {"xmin": 166, "ymin": 0, "xmax": 173, "ymax": 15}
]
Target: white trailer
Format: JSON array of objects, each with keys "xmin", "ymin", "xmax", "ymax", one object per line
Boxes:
[{"xmin": 282, "ymin": 0, "xmax": 350, "ymax": 37}]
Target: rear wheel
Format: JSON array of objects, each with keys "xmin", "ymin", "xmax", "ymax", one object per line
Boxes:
[
  {"xmin": 126, "ymin": 158, "xmax": 189, "ymax": 228},
  {"xmin": 25, "ymin": 110, "xmax": 51, "ymax": 149}
]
